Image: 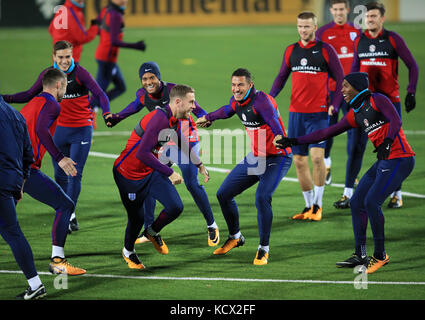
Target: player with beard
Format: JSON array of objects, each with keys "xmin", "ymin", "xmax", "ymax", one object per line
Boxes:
[
  {"xmin": 18, "ymin": 68, "xmax": 86, "ymax": 276},
  {"xmin": 113, "ymin": 85, "xmax": 210, "ymax": 268},
  {"xmin": 107, "ymin": 62, "xmax": 219, "ymax": 247}
]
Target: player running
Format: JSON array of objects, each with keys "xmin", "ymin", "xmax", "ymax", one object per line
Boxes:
[
  {"xmin": 90, "ymin": 0, "xmax": 147, "ymax": 122},
  {"xmin": 351, "ymin": 1, "xmax": 419, "ymax": 208},
  {"xmin": 196, "ymin": 68, "xmax": 292, "ymax": 265},
  {"xmin": 275, "ymin": 72, "xmax": 415, "ymax": 274},
  {"xmin": 0, "ymin": 94, "xmax": 46, "ymax": 299},
  {"xmin": 269, "ymin": 11, "xmax": 344, "ymax": 221},
  {"xmin": 48, "ymin": 0, "xmax": 98, "ymax": 63},
  {"xmin": 106, "ymin": 61, "xmax": 219, "ymax": 247},
  {"xmin": 316, "ymin": 0, "xmax": 364, "ymax": 208},
  {"xmin": 18, "ymin": 68, "xmax": 86, "ymax": 276},
  {"xmin": 113, "ymin": 85, "xmax": 210, "ymax": 269},
  {"xmin": 2, "ymin": 40, "xmax": 111, "ymax": 233}
]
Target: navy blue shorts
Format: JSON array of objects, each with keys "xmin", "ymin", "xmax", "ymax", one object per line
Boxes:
[
  {"xmin": 288, "ymin": 112, "xmax": 329, "ymax": 156},
  {"xmin": 113, "ymin": 168, "xmax": 183, "ymax": 219}
]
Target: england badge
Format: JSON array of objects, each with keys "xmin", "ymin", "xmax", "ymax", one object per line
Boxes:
[{"xmin": 128, "ymin": 193, "xmax": 136, "ymax": 201}]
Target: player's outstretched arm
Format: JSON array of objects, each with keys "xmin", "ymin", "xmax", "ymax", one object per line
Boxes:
[
  {"xmin": 195, "ymin": 116, "xmax": 212, "ymax": 128},
  {"xmin": 104, "ymin": 113, "xmax": 121, "ymax": 127},
  {"xmin": 198, "ymin": 102, "xmax": 236, "ymax": 127},
  {"xmin": 2, "ymin": 70, "xmax": 45, "ymax": 103},
  {"xmin": 110, "ymin": 11, "xmax": 146, "ymax": 51},
  {"xmin": 273, "ymin": 135, "xmax": 298, "ymax": 149}
]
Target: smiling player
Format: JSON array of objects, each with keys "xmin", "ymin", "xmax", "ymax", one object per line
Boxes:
[
  {"xmin": 2, "ymin": 41, "xmax": 111, "ymax": 232},
  {"xmin": 197, "ymin": 68, "xmax": 292, "ymax": 265},
  {"xmin": 275, "ymin": 72, "xmax": 415, "ymax": 274},
  {"xmin": 107, "ymin": 62, "xmax": 219, "ymax": 247},
  {"xmin": 113, "ymin": 85, "xmax": 210, "ymax": 269}
]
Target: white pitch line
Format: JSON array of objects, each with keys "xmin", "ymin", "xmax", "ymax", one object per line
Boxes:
[
  {"xmin": 88, "ymin": 151, "xmax": 425, "ymax": 199},
  {"xmin": 93, "ymin": 130, "xmax": 425, "ymax": 137},
  {"xmin": 93, "ymin": 131, "xmax": 132, "ymax": 136},
  {"xmin": 1, "ymin": 270, "xmax": 425, "ymax": 286}
]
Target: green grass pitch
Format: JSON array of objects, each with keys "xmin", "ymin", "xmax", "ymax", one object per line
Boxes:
[{"xmin": 0, "ymin": 23, "xmax": 424, "ymax": 301}]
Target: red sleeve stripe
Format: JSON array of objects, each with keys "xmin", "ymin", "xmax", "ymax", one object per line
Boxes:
[
  {"xmin": 139, "ymin": 94, "xmax": 145, "ymax": 105},
  {"xmin": 140, "ymin": 109, "xmax": 158, "ymax": 130},
  {"xmin": 346, "ymin": 109, "xmax": 358, "ymax": 128},
  {"xmin": 230, "ymin": 100, "xmax": 237, "ymax": 111},
  {"xmin": 284, "ymin": 44, "xmax": 295, "ymax": 68},
  {"xmin": 322, "ymin": 46, "xmax": 330, "ymax": 64},
  {"xmin": 388, "ymin": 35, "xmax": 397, "ymax": 51}
]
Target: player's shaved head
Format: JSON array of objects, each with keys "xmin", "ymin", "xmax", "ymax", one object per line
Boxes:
[
  {"xmin": 42, "ymin": 68, "xmax": 67, "ymax": 102},
  {"xmin": 42, "ymin": 68, "xmax": 67, "ymax": 89}
]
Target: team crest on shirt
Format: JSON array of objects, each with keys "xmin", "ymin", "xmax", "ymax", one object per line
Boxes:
[
  {"xmin": 350, "ymin": 32, "xmax": 358, "ymax": 41},
  {"xmin": 300, "ymin": 58, "xmax": 308, "ymax": 66},
  {"xmin": 364, "ymin": 119, "xmax": 369, "ymax": 127},
  {"xmin": 128, "ymin": 193, "xmax": 136, "ymax": 201},
  {"xmin": 341, "ymin": 46, "xmax": 348, "ymax": 54},
  {"xmin": 369, "ymin": 45, "xmax": 376, "ymax": 53}
]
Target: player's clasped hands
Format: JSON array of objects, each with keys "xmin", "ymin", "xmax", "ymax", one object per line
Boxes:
[
  {"xmin": 195, "ymin": 116, "xmax": 212, "ymax": 128},
  {"xmin": 104, "ymin": 113, "xmax": 121, "ymax": 127},
  {"xmin": 272, "ymin": 134, "xmax": 297, "ymax": 149},
  {"xmin": 58, "ymin": 157, "xmax": 77, "ymax": 177}
]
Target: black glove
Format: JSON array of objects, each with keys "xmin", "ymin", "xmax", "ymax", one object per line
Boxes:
[
  {"xmin": 12, "ymin": 190, "xmax": 22, "ymax": 202},
  {"xmin": 90, "ymin": 19, "xmax": 100, "ymax": 26},
  {"xmin": 104, "ymin": 113, "xmax": 121, "ymax": 128},
  {"xmin": 275, "ymin": 137, "xmax": 298, "ymax": 149},
  {"xmin": 373, "ymin": 138, "xmax": 393, "ymax": 160},
  {"xmin": 134, "ymin": 40, "xmax": 146, "ymax": 51},
  {"xmin": 405, "ymin": 93, "xmax": 416, "ymax": 113}
]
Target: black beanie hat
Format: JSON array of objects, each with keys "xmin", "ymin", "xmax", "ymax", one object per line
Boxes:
[
  {"xmin": 344, "ymin": 72, "xmax": 369, "ymax": 92},
  {"xmin": 139, "ymin": 61, "xmax": 161, "ymax": 80}
]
